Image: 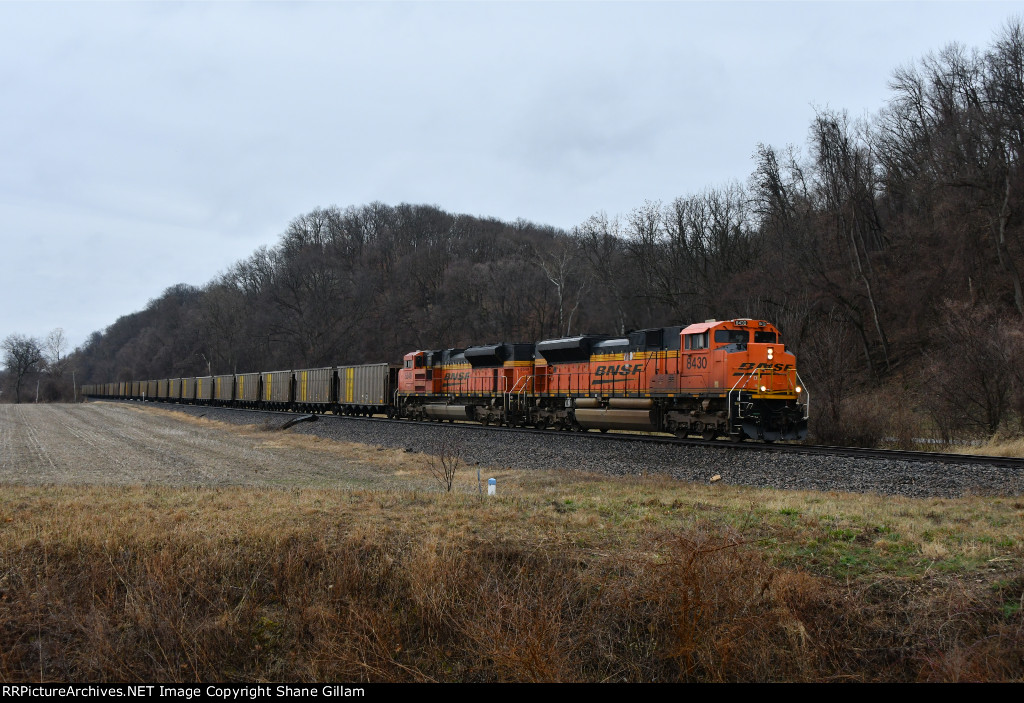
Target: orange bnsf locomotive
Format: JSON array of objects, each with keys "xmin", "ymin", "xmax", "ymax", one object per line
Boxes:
[
  {"xmin": 84, "ymin": 318, "xmax": 807, "ymax": 442},
  {"xmin": 397, "ymin": 318, "xmax": 807, "ymax": 442}
]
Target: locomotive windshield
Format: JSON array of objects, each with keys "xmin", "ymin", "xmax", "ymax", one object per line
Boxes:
[
  {"xmin": 754, "ymin": 330, "xmax": 778, "ymax": 344},
  {"xmin": 714, "ymin": 329, "xmax": 749, "ymax": 346}
]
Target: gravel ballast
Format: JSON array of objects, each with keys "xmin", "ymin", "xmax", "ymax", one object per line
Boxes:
[{"xmin": 165, "ymin": 404, "xmax": 1023, "ymax": 499}]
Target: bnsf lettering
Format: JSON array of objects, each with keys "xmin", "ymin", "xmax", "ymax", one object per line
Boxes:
[
  {"xmin": 737, "ymin": 362, "xmax": 794, "ymax": 372},
  {"xmin": 443, "ymin": 372, "xmax": 472, "ymax": 386},
  {"xmin": 594, "ymin": 365, "xmax": 644, "ymax": 376}
]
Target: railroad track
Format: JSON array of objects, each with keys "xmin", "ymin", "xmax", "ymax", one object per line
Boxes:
[{"xmin": 118, "ymin": 400, "xmax": 1024, "ymax": 470}]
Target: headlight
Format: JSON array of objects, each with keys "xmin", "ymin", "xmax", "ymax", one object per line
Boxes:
[
  {"xmin": 795, "ymin": 386, "xmax": 802, "ymax": 394},
  {"xmin": 760, "ymin": 385, "xmax": 767, "ymax": 392},
  {"xmin": 767, "ymin": 347, "xmax": 774, "ymax": 360}
]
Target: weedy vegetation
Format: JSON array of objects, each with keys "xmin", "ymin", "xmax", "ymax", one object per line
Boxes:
[
  {"xmin": 424, "ymin": 427, "xmax": 465, "ymax": 493},
  {"xmin": 0, "ymin": 419, "xmax": 1021, "ymax": 682}
]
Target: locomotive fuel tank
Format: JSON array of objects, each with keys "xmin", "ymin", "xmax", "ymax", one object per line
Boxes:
[
  {"xmin": 574, "ymin": 408, "xmax": 659, "ymax": 432},
  {"xmin": 424, "ymin": 404, "xmax": 472, "ymax": 421}
]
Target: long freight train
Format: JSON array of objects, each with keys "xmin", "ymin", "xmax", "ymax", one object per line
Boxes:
[{"xmin": 83, "ymin": 318, "xmax": 808, "ymax": 442}]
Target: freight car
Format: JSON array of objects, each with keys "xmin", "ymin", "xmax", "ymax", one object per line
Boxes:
[
  {"xmin": 85, "ymin": 364, "xmax": 399, "ymax": 416},
  {"xmin": 83, "ymin": 318, "xmax": 808, "ymax": 442}
]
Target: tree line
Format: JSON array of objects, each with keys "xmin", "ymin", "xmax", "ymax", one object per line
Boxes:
[
  {"xmin": 1, "ymin": 329, "xmax": 73, "ymax": 404},
  {"xmin": 8, "ymin": 19, "xmax": 1024, "ymax": 442}
]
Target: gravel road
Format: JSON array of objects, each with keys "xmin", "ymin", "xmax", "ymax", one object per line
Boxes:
[{"xmin": 2, "ymin": 402, "xmax": 1020, "ymax": 498}]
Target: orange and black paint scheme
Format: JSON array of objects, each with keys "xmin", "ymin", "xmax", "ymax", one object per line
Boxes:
[{"xmin": 396, "ymin": 319, "xmax": 807, "ymax": 441}]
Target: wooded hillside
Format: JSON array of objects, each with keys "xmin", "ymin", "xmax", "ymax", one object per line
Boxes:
[{"xmin": 55, "ymin": 21, "xmax": 1024, "ymax": 440}]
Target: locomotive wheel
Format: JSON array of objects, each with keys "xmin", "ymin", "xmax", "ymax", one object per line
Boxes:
[{"xmin": 702, "ymin": 429, "xmax": 717, "ymax": 441}]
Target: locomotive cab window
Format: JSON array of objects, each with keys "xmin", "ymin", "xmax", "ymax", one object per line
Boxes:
[
  {"xmin": 714, "ymin": 329, "xmax": 748, "ymax": 346},
  {"xmin": 684, "ymin": 332, "xmax": 709, "ymax": 350},
  {"xmin": 754, "ymin": 330, "xmax": 778, "ymax": 344}
]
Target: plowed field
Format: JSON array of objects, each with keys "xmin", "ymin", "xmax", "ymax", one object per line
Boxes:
[{"xmin": 0, "ymin": 402, "xmax": 429, "ymax": 489}]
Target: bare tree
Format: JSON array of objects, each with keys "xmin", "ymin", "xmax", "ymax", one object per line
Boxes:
[
  {"xmin": 799, "ymin": 308, "xmax": 860, "ymax": 425},
  {"xmin": 2, "ymin": 334, "xmax": 43, "ymax": 403},
  {"xmin": 921, "ymin": 300, "xmax": 1024, "ymax": 438},
  {"xmin": 43, "ymin": 328, "xmax": 70, "ymax": 378},
  {"xmin": 535, "ymin": 236, "xmax": 588, "ymax": 337},
  {"xmin": 575, "ymin": 212, "xmax": 630, "ymax": 334},
  {"xmin": 811, "ymin": 109, "xmax": 892, "ymax": 374},
  {"xmin": 425, "ymin": 428, "xmax": 464, "ymax": 493},
  {"xmin": 623, "ymin": 199, "xmax": 666, "ymax": 320},
  {"xmin": 878, "ymin": 24, "xmax": 1024, "ymax": 317},
  {"xmin": 623, "ymin": 187, "xmax": 758, "ymax": 324}
]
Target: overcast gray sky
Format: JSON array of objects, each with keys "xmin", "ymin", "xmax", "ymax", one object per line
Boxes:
[{"xmin": 1, "ymin": 0, "xmax": 1021, "ymax": 352}]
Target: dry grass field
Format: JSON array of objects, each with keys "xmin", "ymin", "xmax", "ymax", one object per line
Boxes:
[{"xmin": 0, "ymin": 403, "xmax": 1021, "ymax": 682}]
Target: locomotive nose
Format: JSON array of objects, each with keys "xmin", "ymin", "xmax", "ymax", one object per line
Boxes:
[{"xmin": 742, "ymin": 343, "xmax": 797, "ymax": 396}]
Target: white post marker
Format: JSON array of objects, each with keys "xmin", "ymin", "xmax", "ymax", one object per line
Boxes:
[{"xmin": 487, "ymin": 478, "xmax": 496, "ymax": 496}]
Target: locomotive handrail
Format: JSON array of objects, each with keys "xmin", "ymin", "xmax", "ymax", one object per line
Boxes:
[
  {"xmin": 505, "ymin": 374, "xmax": 531, "ymax": 413},
  {"xmin": 727, "ymin": 370, "xmax": 754, "ymax": 424},
  {"xmin": 498, "ymin": 375, "xmax": 509, "ymax": 410},
  {"xmin": 516, "ymin": 375, "xmax": 534, "ymax": 409},
  {"xmin": 796, "ymin": 371, "xmax": 810, "ymax": 420},
  {"xmin": 550, "ymin": 371, "xmax": 589, "ymax": 396}
]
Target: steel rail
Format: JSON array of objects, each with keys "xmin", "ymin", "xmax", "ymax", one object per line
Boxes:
[{"xmin": 105, "ymin": 398, "xmax": 1024, "ymax": 471}]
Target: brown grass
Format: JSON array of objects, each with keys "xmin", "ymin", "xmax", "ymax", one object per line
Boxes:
[
  {"xmin": 956, "ymin": 436, "xmax": 1024, "ymax": 458},
  {"xmin": 0, "ymin": 482, "xmax": 1021, "ymax": 682},
  {"xmin": 0, "ymin": 406, "xmax": 1021, "ymax": 682}
]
